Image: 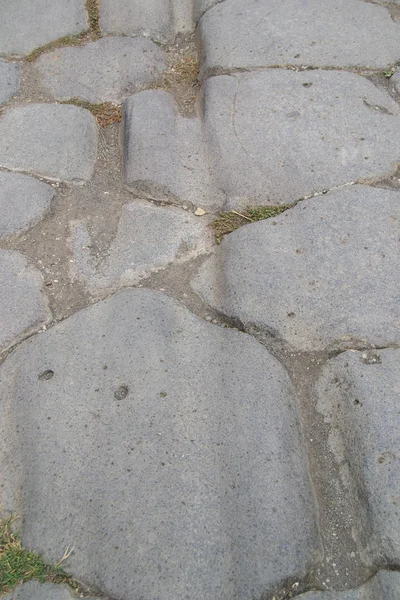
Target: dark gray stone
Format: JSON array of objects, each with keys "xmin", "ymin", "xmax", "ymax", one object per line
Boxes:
[
  {"xmin": 0, "ymin": 250, "xmax": 51, "ymax": 352},
  {"xmin": 199, "ymin": 0, "xmax": 400, "ymax": 72},
  {"xmin": 0, "ymin": 0, "xmax": 87, "ymax": 56},
  {"xmin": 0, "ymin": 59, "xmax": 19, "ymax": 104},
  {"xmin": 0, "ymin": 104, "xmax": 98, "ymax": 183},
  {"xmin": 4, "ymin": 582, "xmax": 101, "ymax": 600},
  {"xmin": 193, "ymin": 186, "xmax": 400, "ymax": 352},
  {"xmin": 0, "ymin": 289, "xmax": 319, "ymax": 600},
  {"xmin": 299, "ymin": 571, "xmax": 400, "ymax": 598},
  {"xmin": 0, "ymin": 172, "xmax": 54, "ymax": 240},
  {"xmin": 35, "ymin": 37, "xmax": 166, "ymax": 104}
]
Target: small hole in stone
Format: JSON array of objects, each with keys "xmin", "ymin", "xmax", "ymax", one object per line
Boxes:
[
  {"xmin": 114, "ymin": 385, "xmax": 129, "ymax": 400},
  {"xmin": 39, "ymin": 370, "xmax": 54, "ymax": 381}
]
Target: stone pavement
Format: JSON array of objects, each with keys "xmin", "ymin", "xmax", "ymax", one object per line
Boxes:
[{"xmin": 0, "ymin": 1, "xmax": 399, "ymax": 599}]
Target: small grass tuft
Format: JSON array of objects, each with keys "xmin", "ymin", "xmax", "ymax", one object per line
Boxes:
[
  {"xmin": 212, "ymin": 204, "xmax": 294, "ymax": 243},
  {"xmin": 60, "ymin": 98, "xmax": 122, "ymax": 127},
  {"xmin": 85, "ymin": 0, "xmax": 101, "ymax": 37},
  {"xmin": 383, "ymin": 68, "xmax": 396, "ymax": 79}
]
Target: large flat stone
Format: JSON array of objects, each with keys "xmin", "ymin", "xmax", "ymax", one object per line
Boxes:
[
  {"xmin": 35, "ymin": 37, "xmax": 166, "ymax": 104},
  {"xmin": 0, "ymin": 59, "xmax": 19, "ymax": 104},
  {"xmin": 0, "ymin": 172, "xmax": 54, "ymax": 240},
  {"xmin": 299, "ymin": 571, "xmax": 400, "ymax": 599},
  {"xmin": 4, "ymin": 582, "xmax": 101, "ymax": 600},
  {"xmin": 0, "ymin": 250, "xmax": 51, "ymax": 352},
  {"xmin": 316, "ymin": 349, "xmax": 400, "ymax": 565},
  {"xmin": 193, "ymin": 186, "xmax": 400, "ymax": 352},
  {"xmin": 203, "ymin": 71, "xmax": 400, "ymax": 205},
  {"xmin": 199, "ymin": 0, "xmax": 400, "ymax": 72},
  {"xmin": 0, "ymin": 104, "xmax": 98, "ymax": 183},
  {"xmin": 0, "ymin": 0, "xmax": 87, "ymax": 56},
  {"xmin": 0, "ymin": 289, "xmax": 319, "ymax": 600}
]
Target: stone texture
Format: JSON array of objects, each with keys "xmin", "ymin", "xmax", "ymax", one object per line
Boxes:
[
  {"xmin": 199, "ymin": 0, "xmax": 400, "ymax": 72},
  {"xmin": 0, "ymin": 172, "xmax": 54, "ymax": 240},
  {"xmin": 0, "ymin": 289, "xmax": 319, "ymax": 600},
  {"xmin": 299, "ymin": 571, "xmax": 400, "ymax": 598},
  {"xmin": 4, "ymin": 582, "xmax": 101, "ymax": 600},
  {"xmin": 71, "ymin": 202, "xmax": 212, "ymax": 292},
  {"xmin": 124, "ymin": 90, "xmax": 225, "ymax": 210},
  {"xmin": 0, "ymin": 250, "xmax": 51, "ymax": 352},
  {"xmin": 99, "ymin": 0, "xmax": 194, "ymax": 43},
  {"xmin": 393, "ymin": 71, "xmax": 400, "ymax": 94},
  {"xmin": 35, "ymin": 37, "xmax": 166, "ymax": 104},
  {"xmin": 0, "ymin": 0, "xmax": 87, "ymax": 56},
  {"xmin": 193, "ymin": 186, "xmax": 400, "ymax": 352},
  {"xmin": 0, "ymin": 59, "xmax": 19, "ymax": 104},
  {"xmin": 316, "ymin": 349, "xmax": 400, "ymax": 565},
  {"xmin": 0, "ymin": 104, "xmax": 98, "ymax": 183},
  {"xmin": 203, "ymin": 71, "xmax": 400, "ymax": 206}
]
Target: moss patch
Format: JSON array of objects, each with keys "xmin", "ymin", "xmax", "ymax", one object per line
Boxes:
[
  {"xmin": 26, "ymin": 34, "xmax": 91, "ymax": 62},
  {"xmin": 60, "ymin": 98, "xmax": 122, "ymax": 127},
  {"xmin": 85, "ymin": 0, "xmax": 101, "ymax": 37},
  {"xmin": 212, "ymin": 205, "xmax": 294, "ymax": 243}
]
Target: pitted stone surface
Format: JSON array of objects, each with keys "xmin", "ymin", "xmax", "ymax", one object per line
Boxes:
[
  {"xmin": 0, "ymin": 0, "xmax": 87, "ymax": 56},
  {"xmin": 35, "ymin": 37, "xmax": 166, "ymax": 104},
  {"xmin": 299, "ymin": 571, "xmax": 400, "ymax": 599},
  {"xmin": 316, "ymin": 349, "xmax": 400, "ymax": 564},
  {"xmin": 203, "ymin": 71, "xmax": 400, "ymax": 206},
  {"xmin": 71, "ymin": 202, "xmax": 212, "ymax": 291},
  {"xmin": 124, "ymin": 90, "xmax": 225, "ymax": 210},
  {"xmin": 0, "ymin": 59, "xmax": 19, "ymax": 104},
  {"xmin": 0, "ymin": 173, "xmax": 54, "ymax": 240},
  {"xmin": 0, "ymin": 289, "xmax": 319, "ymax": 600},
  {"xmin": 4, "ymin": 582, "xmax": 102, "ymax": 600},
  {"xmin": 0, "ymin": 104, "xmax": 98, "ymax": 183},
  {"xmin": 199, "ymin": 0, "xmax": 400, "ymax": 72},
  {"xmin": 193, "ymin": 186, "xmax": 400, "ymax": 352},
  {"xmin": 0, "ymin": 250, "xmax": 51, "ymax": 352}
]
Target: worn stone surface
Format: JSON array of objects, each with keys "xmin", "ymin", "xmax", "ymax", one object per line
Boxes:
[
  {"xmin": 124, "ymin": 90, "xmax": 225, "ymax": 210},
  {"xmin": 203, "ymin": 71, "xmax": 400, "ymax": 206},
  {"xmin": 193, "ymin": 186, "xmax": 400, "ymax": 352},
  {"xmin": 199, "ymin": 0, "xmax": 400, "ymax": 72},
  {"xmin": 0, "ymin": 172, "xmax": 55, "ymax": 240},
  {"xmin": 3, "ymin": 582, "xmax": 102, "ymax": 600},
  {"xmin": 0, "ymin": 0, "xmax": 87, "ymax": 57},
  {"xmin": 0, "ymin": 59, "xmax": 19, "ymax": 104},
  {"xmin": 0, "ymin": 289, "xmax": 319, "ymax": 600},
  {"xmin": 0, "ymin": 250, "xmax": 51, "ymax": 352},
  {"xmin": 35, "ymin": 37, "xmax": 166, "ymax": 104},
  {"xmin": 300, "ymin": 571, "xmax": 400, "ymax": 598},
  {"xmin": 71, "ymin": 202, "xmax": 212, "ymax": 292},
  {"xmin": 393, "ymin": 71, "xmax": 400, "ymax": 94},
  {"xmin": 0, "ymin": 104, "xmax": 98, "ymax": 183}
]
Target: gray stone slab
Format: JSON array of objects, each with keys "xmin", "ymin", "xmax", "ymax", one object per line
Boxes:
[
  {"xmin": 192, "ymin": 186, "xmax": 400, "ymax": 352},
  {"xmin": 199, "ymin": 0, "xmax": 400, "ymax": 72},
  {"xmin": 0, "ymin": 289, "xmax": 320, "ymax": 600},
  {"xmin": 0, "ymin": 0, "xmax": 87, "ymax": 57},
  {"xmin": 316, "ymin": 349, "xmax": 400, "ymax": 565},
  {"xmin": 0, "ymin": 59, "xmax": 19, "ymax": 104},
  {"xmin": 35, "ymin": 37, "xmax": 166, "ymax": 104},
  {"xmin": 124, "ymin": 90, "xmax": 225, "ymax": 210},
  {"xmin": 0, "ymin": 172, "xmax": 54, "ymax": 240},
  {"xmin": 99, "ymin": 0, "xmax": 194, "ymax": 43},
  {"xmin": 0, "ymin": 250, "xmax": 51, "ymax": 352},
  {"xmin": 299, "ymin": 571, "xmax": 400, "ymax": 599},
  {"xmin": 4, "ymin": 581, "xmax": 101, "ymax": 600},
  {"xmin": 71, "ymin": 202, "xmax": 212, "ymax": 292},
  {"xmin": 393, "ymin": 71, "xmax": 400, "ymax": 94},
  {"xmin": 0, "ymin": 104, "xmax": 98, "ymax": 183},
  {"xmin": 203, "ymin": 71, "xmax": 400, "ymax": 206}
]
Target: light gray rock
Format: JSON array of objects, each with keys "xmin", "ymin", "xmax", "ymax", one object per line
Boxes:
[
  {"xmin": 71, "ymin": 202, "xmax": 212, "ymax": 292},
  {"xmin": 393, "ymin": 72, "xmax": 400, "ymax": 94},
  {"xmin": 0, "ymin": 250, "xmax": 51, "ymax": 352},
  {"xmin": 124, "ymin": 90, "xmax": 225, "ymax": 210},
  {"xmin": 4, "ymin": 581, "xmax": 101, "ymax": 600},
  {"xmin": 316, "ymin": 349, "xmax": 400, "ymax": 565},
  {"xmin": 0, "ymin": 104, "xmax": 98, "ymax": 183},
  {"xmin": 199, "ymin": 0, "xmax": 400, "ymax": 72},
  {"xmin": 0, "ymin": 59, "xmax": 19, "ymax": 104},
  {"xmin": 0, "ymin": 289, "xmax": 319, "ymax": 600},
  {"xmin": 35, "ymin": 37, "xmax": 166, "ymax": 104},
  {"xmin": 0, "ymin": 172, "xmax": 54, "ymax": 239},
  {"xmin": 299, "ymin": 571, "xmax": 400, "ymax": 599},
  {"xmin": 203, "ymin": 71, "xmax": 400, "ymax": 206},
  {"xmin": 0, "ymin": 0, "xmax": 87, "ymax": 56},
  {"xmin": 193, "ymin": 186, "xmax": 400, "ymax": 352},
  {"xmin": 99, "ymin": 0, "xmax": 194, "ymax": 43}
]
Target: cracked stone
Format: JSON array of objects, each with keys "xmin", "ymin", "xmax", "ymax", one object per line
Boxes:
[
  {"xmin": 0, "ymin": 172, "xmax": 55, "ymax": 240},
  {"xmin": 34, "ymin": 37, "xmax": 166, "ymax": 104},
  {"xmin": 199, "ymin": 0, "xmax": 400, "ymax": 72},
  {"xmin": 193, "ymin": 186, "xmax": 400, "ymax": 352},
  {"xmin": 0, "ymin": 104, "xmax": 98, "ymax": 183},
  {"xmin": 0, "ymin": 59, "xmax": 19, "ymax": 105},
  {"xmin": 3, "ymin": 582, "xmax": 102, "ymax": 600},
  {"xmin": 0, "ymin": 0, "xmax": 87, "ymax": 56},
  {"xmin": 70, "ymin": 202, "xmax": 212, "ymax": 292},
  {"xmin": 0, "ymin": 289, "xmax": 319, "ymax": 600},
  {"xmin": 299, "ymin": 571, "xmax": 400, "ymax": 598},
  {"xmin": 0, "ymin": 250, "xmax": 51, "ymax": 352}
]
